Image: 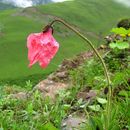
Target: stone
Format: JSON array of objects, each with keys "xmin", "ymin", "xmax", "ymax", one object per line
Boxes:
[
  {"xmin": 36, "ymin": 79, "xmax": 69, "ymax": 99},
  {"xmin": 9, "ymin": 92, "xmax": 27, "ymax": 100},
  {"xmin": 61, "ymin": 115, "xmax": 86, "ymax": 130}
]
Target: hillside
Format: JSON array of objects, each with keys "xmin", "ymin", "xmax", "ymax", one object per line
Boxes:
[{"xmin": 0, "ymin": 0, "xmax": 130, "ymax": 85}]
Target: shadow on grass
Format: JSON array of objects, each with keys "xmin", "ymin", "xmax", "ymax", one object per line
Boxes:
[{"xmin": 0, "ymin": 72, "xmax": 51, "ymax": 88}]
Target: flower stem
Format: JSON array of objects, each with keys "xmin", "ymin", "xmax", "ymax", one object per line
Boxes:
[{"xmin": 44, "ymin": 18, "xmax": 112, "ymax": 129}]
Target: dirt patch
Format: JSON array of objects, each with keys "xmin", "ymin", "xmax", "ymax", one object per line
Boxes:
[
  {"xmin": 61, "ymin": 115, "xmax": 86, "ymax": 130},
  {"xmin": 9, "ymin": 92, "xmax": 27, "ymax": 100},
  {"xmin": 34, "ymin": 50, "xmax": 95, "ymax": 99},
  {"xmin": 48, "ymin": 51, "xmax": 94, "ymax": 83},
  {"xmin": 35, "ymin": 48, "xmax": 106, "ymax": 99},
  {"xmin": 36, "ymin": 79, "xmax": 69, "ymax": 100},
  {"xmin": 0, "ymin": 32, "xmax": 4, "ymax": 37}
]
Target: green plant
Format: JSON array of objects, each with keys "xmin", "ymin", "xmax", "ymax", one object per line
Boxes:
[
  {"xmin": 104, "ymin": 27, "xmax": 130, "ymax": 72},
  {"xmin": 109, "ymin": 27, "xmax": 130, "ymax": 50}
]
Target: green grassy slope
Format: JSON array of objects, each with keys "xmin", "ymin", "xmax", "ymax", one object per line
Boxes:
[
  {"xmin": 37, "ymin": 0, "xmax": 130, "ymax": 33},
  {"xmin": 0, "ymin": 0, "xmax": 130, "ymax": 84}
]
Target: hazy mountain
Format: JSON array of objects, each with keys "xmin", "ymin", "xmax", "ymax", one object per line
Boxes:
[
  {"xmin": 32, "ymin": 0, "xmax": 52, "ymax": 4},
  {"xmin": 0, "ymin": 2, "xmax": 16, "ymax": 10},
  {"xmin": 0, "ymin": 0, "xmax": 66, "ymax": 8},
  {"xmin": 114, "ymin": 0, "xmax": 130, "ymax": 6}
]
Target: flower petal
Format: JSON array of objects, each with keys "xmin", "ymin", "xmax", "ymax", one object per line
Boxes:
[{"xmin": 27, "ymin": 29, "xmax": 59, "ymax": 68}]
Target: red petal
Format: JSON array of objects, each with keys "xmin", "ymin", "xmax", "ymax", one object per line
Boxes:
[{"xmin": 27, "ymin": 29, "xmax": 59, "ymax": 68}]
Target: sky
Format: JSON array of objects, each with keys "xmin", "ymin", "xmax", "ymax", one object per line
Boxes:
[
  {"xmin": 2, "ymin": 0, "xmax": 67, "ymax": 8},
  {"xmin": 3, "ymin": 0, "xmax": 32, "ymax": 7},
  {"xmin": 53, "ymin": 0, "xmax": 67, "ymax": 2},
  {"xmin": 115, "ymin": 0, "xmax": 130, "ymax": 7}
]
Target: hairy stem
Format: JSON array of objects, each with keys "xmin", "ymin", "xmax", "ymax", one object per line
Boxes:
[{"xmin": 44, "ymin": 18, "xmax": 112, "ymax": 129}]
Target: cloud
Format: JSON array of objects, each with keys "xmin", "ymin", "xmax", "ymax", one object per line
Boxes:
[
  {"xmin": 52, "ymin": 0, "xmax": 73, "ymax": 2},
  {"xmin": 52, "ymin": 0, "xmax": 66, "ymax": 2},
  {"xmin": 1, "ymin": 0, "xmax": 71, "ymax": 7},
  {"xmin": 114, "ymin": 0, "xmax": 130, "ymax": 7},
  {"xmin": 3, "ymin": 0, "xmax": 33, "ymax": 7}
]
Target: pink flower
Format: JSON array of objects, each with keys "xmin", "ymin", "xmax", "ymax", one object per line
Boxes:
[{"xmin": 27, "ymin": 28, "xmax": 59, "ymax": 68}]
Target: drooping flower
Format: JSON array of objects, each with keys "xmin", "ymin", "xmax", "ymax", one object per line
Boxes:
[{"xmin": 27, "ymin": 28, "xmax": 59, "ymax": 68}]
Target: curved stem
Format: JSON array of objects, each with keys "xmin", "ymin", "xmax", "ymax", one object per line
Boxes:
[
  {"xmin": 47, "ymin": 19, "xmax": 111, "ymax": 85},
  {"xmin": 44, "ymin": 18, "xmax": 112, "ymax": 128}
]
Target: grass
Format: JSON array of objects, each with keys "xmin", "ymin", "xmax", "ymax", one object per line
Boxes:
[
  {"xmin": 0, "ymin": 47, "xmax": 129, "ymax": 129},
  {"xmin": 0, "ymin": 0, "xmax": 130, "ymax": 85},
  {"xmin": 0, "ymin": 1, "xmax": 130, "ymax": 129}
]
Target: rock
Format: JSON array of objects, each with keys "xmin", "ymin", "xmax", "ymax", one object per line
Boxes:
[
  {"xmin": 77, "ymin": 89, "xmax": 97, "ymax": 101},
  {"xmin": 55, "ymin": 71, "xmax": 68, "ymax": 78},
  {"xmin": 61, "ymin": 115, "xmax": 86, "ymax": 130},
  {"xmin": 35, "ymin": 79, "xmax": 69, "ymax": 99},
  {"xmin": 9, "ymin": 92, "xmax": 27, "ymax": 100},
  {"xmin": 86, "ymin": 90, "xmax": 97, "ymax": 100}
]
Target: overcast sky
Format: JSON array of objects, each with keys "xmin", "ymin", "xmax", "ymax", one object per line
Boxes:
[
  {"xmin": 114, "ymin": 0, "xmax": 130, "ymax": 6},
  {"xmin": 53, "ymin": 0, "xmax": 67, "ymax": 2},
  {"xmin": 2, "ymin": 0, "xmax": 68, "ymax": 7}
]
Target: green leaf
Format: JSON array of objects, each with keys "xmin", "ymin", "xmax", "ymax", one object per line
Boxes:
[
  {"xmin": 127, "ymin": 29, "xmax": 130, "ymax": 34},
  {"xmin": 117, "ymin": 42, "xmax": 129, "ymax": 49},
  {"xmin": 111, "ymin": 27, "xmax": 128, "ymax": 35},
  {"xmin": 88, "ymin": 117, "xmax": 97, "ymax": 129},
  {"xmin": 42, "ymin": 122, "xmax": 58, "ymax": 130},
  {"xmin": 97, "ymin": 97, "xmax": 107, "ymax": 104},
  {"xmin": 63, "ymin": 104, "xmax": 71, "ymax": 111},
  {"xmin": 109, "ymin": 42, "xmax": 129, "ymax": 49},
  {"xmin": 93, "ymin": 117, "xmax": 103, "ymax": 130},
  {"xmin": 88, "ymin": 105, "xmax": 100, "ymax": 112},
  {"xmin": 118, "ymin": 90, "xmax": 130, "ymax": 97},
  {"xmin": 26, "ymin": 102, "xmax": 33, "ymax": 114},
  {"xmin": 109, "ymin": 42, "xmax": 117, "ymax": 49}
]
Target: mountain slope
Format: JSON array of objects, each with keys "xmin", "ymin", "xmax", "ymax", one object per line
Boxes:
[
  {"xmin": 37, "ymin": 0, "xmax": 130, "ymax": 33},
  {"xmin": 0, "ymin": 0, "xmax": 130, "ymax": 83}
]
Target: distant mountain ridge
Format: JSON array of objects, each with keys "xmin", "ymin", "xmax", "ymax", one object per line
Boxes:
[
  {"xmin": 0, "ymin": 2, "xmax": 16, "ymax": 10},
  {"xmin": 0, "ymin": 0, "xmax": 53, "ymax": 9}
]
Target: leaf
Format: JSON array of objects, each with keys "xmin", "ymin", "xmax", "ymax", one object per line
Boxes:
[
  {"xmin": 63, "ymin": 104, "xmax": 71, "ymax": 111},
  {"xmin": 97, "ymin": 97, "xmax": 107, "ymax": 104},
  {"xmin": 118, "ymin": 90, "xmax": 130, "ymax": 97},
  {"xmin": 109, "ymin": 42, "xmax": 129, "ymax": 49},
  {"xmin": 127, "ymin": 29, "xmax": 130, "ymax": 34},
  {"xmin": 109, "ymin": 42, "xmax": 117, "ymax": 49},
  {"xmin": 88, "ymin": 105, "xmax": 100, "ymax": 112},
  {"xmin": 88, "ymin": 117, "xmax": 97, "ymax": 129},
  {"xmin": 117, "ymin": 42, "xmax": 129, "ymax": 49},
  {"xmin": 93, "ymin": 117, "xmax": 103, "ymax": 130},
  {"xmin": 111, "ymin": 27, "xmax": 128, "ymax": 35},
  {"xmin": 26, "ymin": 103, "xmax": 33, "ymax": 114},
  {"xmin": 42, "ymin": 122, "xmax": 58, "ymax": 130}
]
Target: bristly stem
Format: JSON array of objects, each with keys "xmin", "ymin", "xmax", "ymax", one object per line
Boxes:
[{"xmin": 43, "ymin": 18, "xmax": 112, "ymax": 129}]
